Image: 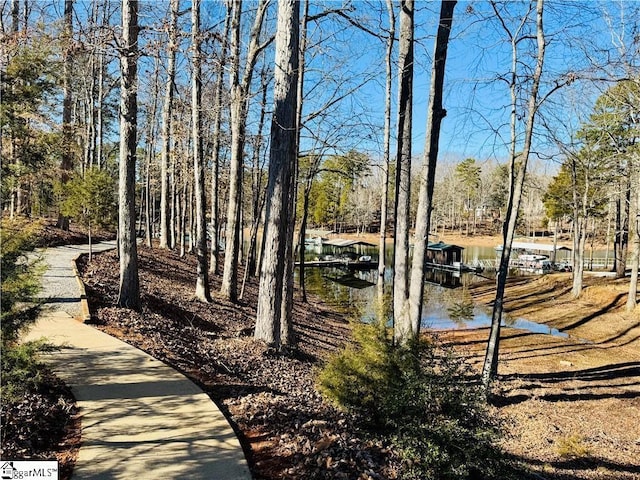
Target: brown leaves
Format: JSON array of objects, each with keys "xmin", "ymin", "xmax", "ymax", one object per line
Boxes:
[{"xmin": 0, "ymin": 370, "xmax": 79, "ymax": 479}]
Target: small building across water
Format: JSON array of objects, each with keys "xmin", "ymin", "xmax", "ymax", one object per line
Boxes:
[{"xmin": 425, "ymin": 241, "xmax": 464, "ymax": 268}]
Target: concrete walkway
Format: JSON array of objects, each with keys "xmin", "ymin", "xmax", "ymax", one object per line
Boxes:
[{"xmin": 25, "ymin": 242, "xmax": 252, "ymax": 480}]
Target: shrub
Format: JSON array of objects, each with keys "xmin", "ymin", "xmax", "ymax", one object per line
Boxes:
[
  {"xmin": 0, "ymin": 218, "xmax": 67, "ymax": 459},
  {"xmin": 556, "ymin": 434, "xmax": 591, "ymax": 459},
  {"xmin": 1, "ymin": 340, "xmax": 54, "ymax": 402},
  {"xmin": 318, "ymin": 321, "xmax": 507, "ymax": 480},
  {"xmin": 1, "ymin": 218, "xmax": 47, "ymax": 398},
  {"xmin": 1, "ymin": 218, "xmax": 44, "ymax": 345}
]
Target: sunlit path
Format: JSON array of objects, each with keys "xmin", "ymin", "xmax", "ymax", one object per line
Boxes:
[{"xmin": 26, "ymin": 242, "xmax": 251, "ymax": 480}]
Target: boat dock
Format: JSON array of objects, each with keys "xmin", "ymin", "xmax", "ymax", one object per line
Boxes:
[
  {"xmin": 425, "ymin": 262, "xmax": 484, "ymax": 273},
  {"xmin": 295, "ymin": 259, "xmax": 378, "ymax": 270}
]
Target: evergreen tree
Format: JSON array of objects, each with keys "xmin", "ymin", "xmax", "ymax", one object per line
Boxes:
[{"xmin": 61, "ymin": 169, "xmax": 116, "ymax": 261}]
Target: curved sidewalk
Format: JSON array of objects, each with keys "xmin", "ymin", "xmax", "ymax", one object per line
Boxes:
[{"xmin": 26, "ymin": 242, "xmax": 251, "ymax": 480}]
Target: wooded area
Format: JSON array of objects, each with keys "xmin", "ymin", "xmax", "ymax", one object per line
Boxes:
[
  {"xmin": 2, "ymin": 1, "xmax": 639, "ymax": 478},
  {"xmin": 0, "ymin": 0, "xmax": 640, "ymax": 480}
]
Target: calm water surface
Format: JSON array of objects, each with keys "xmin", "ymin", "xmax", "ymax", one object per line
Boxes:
[{"xmin": 298, "ymin": 243, "xmax": 569, "ymax": 338}]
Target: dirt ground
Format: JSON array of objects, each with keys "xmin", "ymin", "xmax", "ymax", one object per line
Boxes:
[
  {"xmin": 453, "ymin": 274, "xmax": 640, "ymax": 480},
  {"xmin": 329, "ymin": 230, "xmax": 577, "ymax": 249}
]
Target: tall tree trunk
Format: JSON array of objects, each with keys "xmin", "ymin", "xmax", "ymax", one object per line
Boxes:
[
  {"xmin": 179, "ymin": 179, "xmax": 187, "ymax": 258},
  {"xmin": 209, "ymin": 3, "xmax": 232, "ymax": 275},
  {"xmin": 96, "ymin": 46, "xmax": 105, "ymax": 168},
  {"xmin": 406, "ymin": 0, "xmax": 456, "ymax": 337},
  {"xmin": 254, "ymin": 0, "xmax": 299, "ymax": 348},
  {"xmin": 572, "ymin": 214, "xmax": 585, "ymax": 294},
  {"xmin": 247, "ymin": 68, "xmax": 269, "ymax": 278},
  {"xmin": 86, "ymin": 41, "xmax": 97, "ymax": 169},
  {"xmin": 392, "ymin": 0, "xmax": 414, "ymax": 343},
  {"xmin": 8, "ymin": 0, "xmax": 19, "ymax": 219},
  {"xmin": 221, "ymin": 0, "xmax": 243, "ymax": 301},
  {"xmin": 294, "ymin": 0, "xmax": 309, "ymax": 303},
  {"xmin": 298, "ymin": 181, "xmax": 312, "ymax": 302},
  {"xmin": 170, "ymin": 151, "xmax": 177, "ymax": 249},
  {"xmin": 571, "ymin": 157, "xmax": 588, "ymax": 298},
  {"xmin": 280, "ymin": 163, "xmax": 296, "ymax": 346},
  {"xmin": 192, "ymin": 0, "xmax": 210, "ymax": 302},
  {"xmin": 279, "ymin": 0, "xmax": 309, "ymax": 345},
  {"xmin": 188, "ymin": 178, "xmax": 195, "ymax": 254},
  {"xmin": 378, "ymin": 0, "xmax": 395, "ymax": 298},
  {"xmin": 144, "ymin": 57, "xmax": 159, "ymax": 249},
  {"xmin": 117, "ymin": 0, "xmax": 140, "ymax": 310},
  {"xmin": 159, "ymin": 0, "xmax": 179, "ymax": 249},
  {"xmin": 240, "ymin": 199, "xmax": 265, "ymax": 299},
  {"xmin": 144, "ymin": 152, "xmax": 152, "ymax": 247},
  {"xmin": 11, "ymin": 0, "xmax": 19, "ymax": 33},
  {"xmin": 482, "ymin": 0, "xmax": 546, "ymax": 389},
  {"xmin": 221, "ymin": 0, "xmax": 268, "ymax": 302},
  {"xmin": 616, "ymin": 175, "xmax": 631, "ymax": 278},
  {"xmin": 614, "ymin": 172, "xmax": 631, "ymax": 278},
  {"xmin": 614, "ymin": 196, "xmax": 621, "ymax": 272},
  {"xmin": 627, "ymin": 163, "xmax": 639, "ymax": 311},
  {"xmin": 57, "ymin": 0, "xmax": 73, "ymax": 231}
]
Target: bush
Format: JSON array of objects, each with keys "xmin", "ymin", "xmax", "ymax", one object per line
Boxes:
[
  {"xmin": 1, "ymin": 341, "xmax": 74, "ymax": 460},
  {"xmin": 1, "ymin": 340, "xmax": 54, "ymax": 402},
  {"xmin": 0, "ymin": 218, "xmax": 70, "ymax": 460},
  {"xmin": 1, "ymin": 217, "xmax": 48, "ymax": 399},
  {"xmin": 1, "ymin": 218, "xmax": 44, "ymax": 345},
  {"xmin": 318, "ymin": 321, "xmax": 507, "ymax": 480}
]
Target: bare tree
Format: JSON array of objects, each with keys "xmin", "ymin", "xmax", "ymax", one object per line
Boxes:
[
  {"xmin": 627, "ymin": 78, "xmax": 640, "ymax": 310},
  {"xmin": 482, "ymin": 0, "xmax": 546, "ymax": 388},
  {"xmin": 220, "ymin": 0, "xmax": 269, "ymax": 302},
  {"xmin": 628, "ymin": 164, "xmax": 639, "ymax": 311},
  {"xmin": 255, "ymin": 0, "xmax": 299, "ymax": 347},
  {"xmin": 159, "ymin": 0, "xmax": 179, "ymax": 249},
  {"xmin": 377, "ymin": 0, "xmax": 395, "ymax": 297},
  {"xmin": 117, "ymin": 0, "xmax": 140, "ymax": 310},
  {"xmin": 144, "ymin": 55, "xmax": 160, "ymax": 248},
  {"xmin": 392, "ymin": 0, "xmax": 414, "ymax": 342},
  {"xmin": 404, "ymin": 0, "xmax": 456, "ymax": 339},
  {"xmin": 209, "ymin": 2, "xmax": 232, "ymax": 276},
  {"xmin": 569, "ymin": 151, "xmax": 589, "ymax": 297},
  {"xmin": 242, "ymin": 66, "xmax": 270, "ymax": 289},
  {"xmin": 279, "ymin": 0, "xmax": 309, "ymax": 345},
  {"xmin": 56, "ymin": 0, "xmax": 73, "ymax": 231},
  {"xmin": 191, "ymin": 0, "xmax": 210, "ymax": 302}
]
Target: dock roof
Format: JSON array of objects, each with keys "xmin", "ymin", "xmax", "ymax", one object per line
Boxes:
[
  {"xmin": 496, "ymin": 241, "xmax": 571, "ymax": 252},
  {"xmin": 323, "ymin": 238, "xmax": 377, "ymax": 248},
  {"xmin": 427, "ymin": 241, "xmax": 464, "ymax": 251}
]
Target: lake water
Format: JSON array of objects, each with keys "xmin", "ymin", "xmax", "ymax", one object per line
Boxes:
[{"xmin": 299, "ymin": 242, "xmax": 570, "ymax": 339}]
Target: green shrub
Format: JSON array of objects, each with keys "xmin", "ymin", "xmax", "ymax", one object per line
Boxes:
[
  {"xmin": 318, "ymin": 321, "xmax": 507, "ymax": 480},
  {"xmin": 1, "ymin": 218, "xmax": 48, "ymax": 401},
  {"xmin": 1, "ymin": 218, "xmax": 44, "ymax": 345},
  {"xmin": 1, "ymin": 340, "xmax": 55, "ymax": 401}
]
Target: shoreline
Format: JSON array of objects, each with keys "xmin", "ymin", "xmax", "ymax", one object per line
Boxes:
[{"xmin": 323, "ymin": 230, "xmax": 608, "ymax": 250}]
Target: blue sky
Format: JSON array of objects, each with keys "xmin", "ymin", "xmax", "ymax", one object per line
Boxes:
[
  {"xmin": 328, "ymin": 0, "xmax": 638, "ymax": 173},
  {"xmin": 26, "ymin": 0, "xmax": 638, "ymax": 174}
]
